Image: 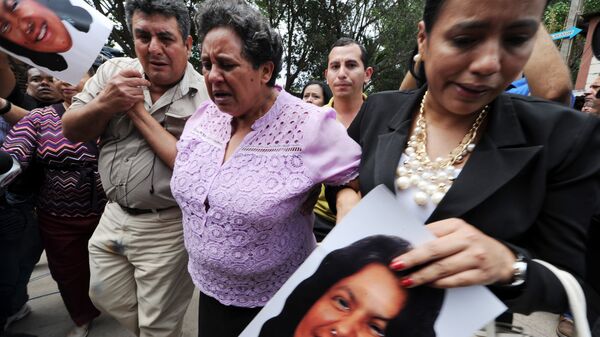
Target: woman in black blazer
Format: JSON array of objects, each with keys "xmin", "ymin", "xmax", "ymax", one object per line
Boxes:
[{"xmin": 334, "ymin": 0, "xmax": 600, "ymax": 318}]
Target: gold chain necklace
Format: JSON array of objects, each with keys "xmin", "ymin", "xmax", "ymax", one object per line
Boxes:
[{"xmin": 396, "ymin": 91, "xmax": 488, "ymax": 206}]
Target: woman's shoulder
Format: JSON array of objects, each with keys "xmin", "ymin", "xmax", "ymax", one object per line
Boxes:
[
  {"xmin": 364, "ymin": 90, "xmax": 417, "ymax": 115},
  {"xmin": 498, "ymin": 94, "xmax": 600, "ymax": 166},
  {"xmin": 504, "ymin": 93, "xmax": 582, "ymax": 117},
  {"xmin": 364, "ymin": 89, "xmax": 417, "ymax": 108},
  {"xmin": 501, "ymin": 93, "xmax": 594, "ymax": 137},
  {"xmin": 276, "ymin": 90, "xmax": 336, "ymax": 125},
  {"xmin": 352, "ymin": 90, "xmax": 418, "ymax": 132}
]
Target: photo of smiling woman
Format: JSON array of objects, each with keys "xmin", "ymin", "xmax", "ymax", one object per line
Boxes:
[
  {"xmin": 259, "ymin": 235, "xmax": 445, "ymax": 337},
  {"xmin": 0, "ymin": 0, "xmax": 93, "ymax": 71}
]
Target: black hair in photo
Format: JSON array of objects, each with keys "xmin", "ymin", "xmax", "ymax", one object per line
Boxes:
[
  {"xmin": 259, "ymin": 235, "xmax": 445, "ymax": 337},
  {"xmin": 0, "ymin": 0, "xmax": 93, "ymax": 71}
]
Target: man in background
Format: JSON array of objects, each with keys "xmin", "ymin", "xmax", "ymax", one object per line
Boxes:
[{"xmin": 313, "ymin": 37, "xmax": 373, "ymax": 241}]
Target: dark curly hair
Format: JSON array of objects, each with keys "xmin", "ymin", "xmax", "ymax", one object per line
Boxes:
[
  {"xmin": 259, "ymin": 235, "xmax": 445, "ymax": 337},
  {"xmin": 194, "ymin": 0, "xmax": 283, "ymax": 87}
]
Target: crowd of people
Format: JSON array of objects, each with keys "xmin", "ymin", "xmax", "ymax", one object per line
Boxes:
[{"xmin": 0, "ymin": 0, "xmax": 599, "ymax": 337}]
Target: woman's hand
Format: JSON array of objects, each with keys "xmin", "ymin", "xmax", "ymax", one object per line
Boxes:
[
  {"xmin": 125, "ymin": 101, "xmax": 178, "ymax": 169},
  {"xmin": 389, "ymin": 218, "xmax": 516, "ymax": 288}
]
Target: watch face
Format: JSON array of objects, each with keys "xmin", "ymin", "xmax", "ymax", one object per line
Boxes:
[{"xmin": 510, "ymin": 256, "xmax": 527, "ymax": 287}]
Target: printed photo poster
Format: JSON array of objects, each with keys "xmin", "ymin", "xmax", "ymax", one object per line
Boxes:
[
  {"xmin": 0, "ymin": 0, "xmax": 113, "ymax": 84},
  {"xmin": 241, "ymin": 185, "xmax": 507, "ymax": 337}
]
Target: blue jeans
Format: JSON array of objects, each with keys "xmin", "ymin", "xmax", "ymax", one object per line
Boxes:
[
  {"xmin": 0, "ymin": 202, "xmax": 27, "ymax": 329},
  {"xmin": 4, "ymin": 193, "xmax": 43, "ymax": 315}
]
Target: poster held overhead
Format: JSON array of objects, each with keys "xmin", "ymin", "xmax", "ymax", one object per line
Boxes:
[{"xmin": 0, "ymin": 0, "xmax": 113, "ymax": 84}]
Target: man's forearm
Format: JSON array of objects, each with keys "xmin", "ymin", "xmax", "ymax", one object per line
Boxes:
[
  {"xmin": 525, "ymin": 25, "xmax": 573, "ymax": 105},
  {"xmin": 0, "ymin": 98, "xmax": 28, "ymax": 125},
  {"xmin": 62, "ymin": 98, "xmax": 114, "ymax": 142}
]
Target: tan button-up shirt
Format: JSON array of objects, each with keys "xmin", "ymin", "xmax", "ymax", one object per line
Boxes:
[{"xmin": 71, "ymin": 57, "xmax": 209, "ymax": 209}]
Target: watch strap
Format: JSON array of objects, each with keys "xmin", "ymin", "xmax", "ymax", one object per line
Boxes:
[{"xmin": 0, "ymin": 100, "xmax": 12, "ymax": 115}]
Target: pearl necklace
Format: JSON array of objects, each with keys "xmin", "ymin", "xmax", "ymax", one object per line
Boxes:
[{"xmin": 395, "ymin": 91, "xmax": 488, "ymax": 206}]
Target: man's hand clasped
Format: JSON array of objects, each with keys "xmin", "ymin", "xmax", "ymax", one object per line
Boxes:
[{"xmin": 99, "ymin": 69, "xmax": 150, "ymax": 113}]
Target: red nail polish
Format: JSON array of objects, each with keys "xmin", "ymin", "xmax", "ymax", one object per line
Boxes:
[
  {"xmin": 400, "ymin": 277, "xmax": 414, "ymax": 288},
  {"xmin": 389, "ymin": 260, "xmax": 406, "ymax": 270}
]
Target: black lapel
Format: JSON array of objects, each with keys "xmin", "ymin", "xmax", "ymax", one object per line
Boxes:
[
  {"xmin": 374, "ymin": 88, "xmax": 425, "ymax": 192},
  {"xmin": 428, "ymin": 94, "xmax": 542, "ymax": 222},
  {"xmin": 374, "ymin": 124, "xmax": 410, "ymax": 192}
]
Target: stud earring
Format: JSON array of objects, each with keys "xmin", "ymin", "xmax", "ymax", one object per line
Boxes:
[{"xmin": 413, "ymin": 53, "xmax": 421, "ymax": 63}]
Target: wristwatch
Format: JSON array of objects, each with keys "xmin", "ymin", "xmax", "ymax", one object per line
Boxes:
[
  {"xmin": 508, "ymin": 253, "xmax": 528, "ymax": 287},
  {"xmin": 0, "ymin": 99, "xmax": 11, "ymax": 115}
]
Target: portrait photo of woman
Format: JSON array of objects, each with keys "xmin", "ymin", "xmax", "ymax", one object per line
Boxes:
[
  {"xmin": 0, "ymin": 0, "xmax": 95, "ymax": 71},
  {"xmin": 259, "ymin": 235, "xmax": 445, "ymax": 337}
]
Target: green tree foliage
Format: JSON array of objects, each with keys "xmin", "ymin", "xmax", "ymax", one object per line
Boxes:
[
  {"xmin": 87, "ymin": 0, "xmax": 589, "ymax": 93},
  {"xmin": 87, "ymin": 0, "xmax": 423, "ymax": 94},
  {"xmin": 584, "ymin": 0, "xmax": 600, "ymax": 15},
  {"xmin": 544, "ymin": 0, "xmax": 570, "ymax": 34},
  {"xmin": 542, "ymin": 0, "xmax": 585, "ymax": 80},
  {"xmin": 256, "ymin": 0, "xmax": 423, "ymax": 93}
]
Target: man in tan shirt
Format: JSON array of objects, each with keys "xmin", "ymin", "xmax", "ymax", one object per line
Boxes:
[{"xmin": 62, "ymin": 1, "xmax": 208, "ymax": 336}]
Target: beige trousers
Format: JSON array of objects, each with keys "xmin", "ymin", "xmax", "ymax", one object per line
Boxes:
[{"xmin": 88, "ymin": 202, "xmax": 194, "ymax": 337}]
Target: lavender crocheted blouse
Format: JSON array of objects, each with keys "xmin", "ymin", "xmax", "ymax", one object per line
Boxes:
[{"xmin": 171, "ymin": 89, "xmax": 360, "ymax": 307}]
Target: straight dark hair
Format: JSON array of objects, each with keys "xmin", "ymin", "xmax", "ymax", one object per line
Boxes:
[
  {"xmin": 330, "ymin": 37, "xmax": 369, "ymax": 69},
  {"xmin": 259, "ymin": 235, "xmax": 445, "ymax": 337}
]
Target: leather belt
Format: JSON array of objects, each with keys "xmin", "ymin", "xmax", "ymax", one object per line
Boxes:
[{"xmin": 118, "ymin": 204, "xmax": 173, "ymax": 215}]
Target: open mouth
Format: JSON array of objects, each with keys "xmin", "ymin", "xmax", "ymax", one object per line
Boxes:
[
  {"xmin": 36, "ymin": 22, "xmax": 47, "ymax": 42},
  {"xmin": 26, "ymin": 21, "xmax": 48, "ymax": 42},
  {"xmin": 212, "ymin": 90, "xmax": 232, "ymax": 101}
]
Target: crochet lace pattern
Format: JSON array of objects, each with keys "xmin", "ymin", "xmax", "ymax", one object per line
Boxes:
[{"xmin": 172, "ymin": 90, "xmax": 359, "ymax": 306}]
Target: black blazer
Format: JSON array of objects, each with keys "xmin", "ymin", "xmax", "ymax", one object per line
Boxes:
[{"xmin": 347, "ymin": 87, "xmax": 600, "ymax": 314}]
